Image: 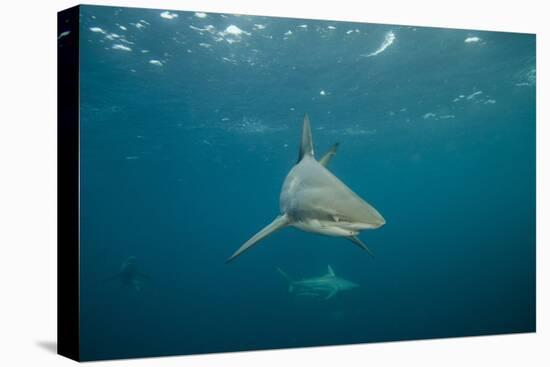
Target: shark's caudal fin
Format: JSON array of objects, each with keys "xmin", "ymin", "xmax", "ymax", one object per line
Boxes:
[
  {"xmin": 327, "ymin": 265, "xmax": 335, "ymax": 276},
  {"xmin": 277, "ymin": 268, "xmax": 294, "ymax": 292},
  {"xmin": 319, "ymin": 143, "xmax": 339, "ymax": 167},
  {"xmin": 277, "ymin": 267, "xmax": 292, "ymax": 281},
  {"xmin": 226, "ymin": 215, "xmax": 290, "ymax": 263},
  {"xmin": 348, "ymin": 236, "xmax": 375, "ymax": 258},
  {"xmin": 277, "ymin": 267, "xmax": 295, "ymax": 292},
  {"xmin": 298, "ymin": 114, "xmax": 315, "ymax": 162}
]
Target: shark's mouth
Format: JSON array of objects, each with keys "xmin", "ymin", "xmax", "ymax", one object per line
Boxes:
[
  {"xmin": 290, "ymin": 211, "xmax": 379, "ymax": 233},
  {"xmin": 292, "ymin": 219, "xmax": 360, "ymax": 237}
]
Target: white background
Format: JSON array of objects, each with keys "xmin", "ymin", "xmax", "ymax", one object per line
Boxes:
[{"xmin": 0, "ymin": 0, "xmax": 548, "ymax": 365}]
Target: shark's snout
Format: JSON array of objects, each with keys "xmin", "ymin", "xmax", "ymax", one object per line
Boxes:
[
  {"xmin": 375, "ymin": 216, "xmax": 386, "ymax": 228},
  {"xmin": 368, "ymin": 210, "xmax": 386, "ymax": 229},
  {"xmin": 357, "ymin": 214, "xmax": 385, "ymax": 230}
]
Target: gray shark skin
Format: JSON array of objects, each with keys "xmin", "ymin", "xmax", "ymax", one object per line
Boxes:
[
  {"xmin": 277, "ymin": 266, "xmax": 358, "ymax": 300},
  {"xmin": 105, "ymin": 256, "xmax": 149, "ymax": 291},
  {"xmin": 226, "ymin": 114, "xmax": 385, "ymax": 263}
]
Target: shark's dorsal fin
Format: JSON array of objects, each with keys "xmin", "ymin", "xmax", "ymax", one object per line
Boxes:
[
  {"xmin": 298, "ymin": 114, "xmax": 315, "ymax": 162},
  {"xmin": 319, "ymin": 143, "xmax": 339, "ymax": 167},
  {"xmin": 327, "ymin": 265, "xmax": 335, "ymax": 277}
]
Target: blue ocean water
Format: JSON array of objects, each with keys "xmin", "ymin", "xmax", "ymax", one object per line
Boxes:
[{"xmin": 76, "ymin": 5, "xmax": 536, "ymax": 361}]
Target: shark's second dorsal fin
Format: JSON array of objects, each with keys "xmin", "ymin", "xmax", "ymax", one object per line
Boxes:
[
  {"xmin": 327, "ymin": 265, "xmax": 335, "ymax": 277},
  {"xmin": 298, "ymin": 114, "xmax": 315, "ymax": 162}
]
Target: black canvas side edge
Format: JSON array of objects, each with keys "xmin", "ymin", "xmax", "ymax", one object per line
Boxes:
[{"xmin": 57, "ymin": 5, "xmax": 80, "ymax": 362}]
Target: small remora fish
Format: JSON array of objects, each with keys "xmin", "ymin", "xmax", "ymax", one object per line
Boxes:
[
  {"xmin": 277, "ymin": 266, "xmax": 359, "ymax": 300},
  {"xmin": 227, "ymin": 114, "xmax": 385, "ymax": 262}
]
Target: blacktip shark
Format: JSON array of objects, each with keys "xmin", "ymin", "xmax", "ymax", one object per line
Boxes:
[
  {"xmin": 105, "ymin": 256, "xmax": 149, "ymax": 291},
  {"xmin": 226, "ymin": 114, "xmax": 385, "ymax": 263},
  {"xmin": 277, "ymin": 266, "xmax": 358, "ymax": 300}
]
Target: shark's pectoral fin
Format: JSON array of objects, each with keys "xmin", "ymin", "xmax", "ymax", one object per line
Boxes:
[
  {"xmin": 325, "ymin": 289, "xmax": 338, "ymax": 300},
  {"xmin": 318, "ymin": 143, "xmax": 339, "ymax": 167},
  {"xmin": 347, "ymin": 236, "xmax": 375, "ymax": 258},
  {"xmin": 226, "ymin": 214, "xmax": 290, "ymax": 263}
]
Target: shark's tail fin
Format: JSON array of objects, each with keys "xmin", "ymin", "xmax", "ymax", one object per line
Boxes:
[{"xmin": 277, "ymin": 268, "xmax": 295, "ymax": 292}]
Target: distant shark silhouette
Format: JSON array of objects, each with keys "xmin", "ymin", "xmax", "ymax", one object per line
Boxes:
[
  {"xmin": 105, "ymin": 256, "xmax": 149, "ymax": 291},
  {"xmin": 227, "ymin": 114, "xmax": 385, "ymax": 263},
  {"xmin": 277, "ymin": 265, "xmax": 358, "ymax": 300}
]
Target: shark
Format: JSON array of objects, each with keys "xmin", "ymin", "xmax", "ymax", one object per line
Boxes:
[
  {"xmin": 226, "ymin": 114, "xmax": 385, "ymax": 262},
  {"xmin": 277, "ymin": 265, "xmax": 359, "ymax": 300},
  {"xmin": 105, "ymin": 256, "xmax": 149, "ymax": 291}
]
